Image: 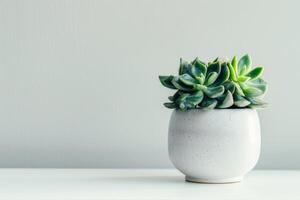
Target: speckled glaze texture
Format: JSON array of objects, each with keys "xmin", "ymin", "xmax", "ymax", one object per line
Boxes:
[{"xmin": 168, "ymin": 109, "xmax": 261, "ymax": 183}]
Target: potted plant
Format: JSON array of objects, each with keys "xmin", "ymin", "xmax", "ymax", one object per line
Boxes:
[{"xmin": 159, "ymin": 54, "xmax": 267, "ymax": 183}]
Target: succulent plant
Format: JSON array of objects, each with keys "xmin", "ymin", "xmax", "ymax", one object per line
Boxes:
[
  {"xmin": 159, "ymin": 54, "xmax": 267, "ymax": 110},
  {"xmin": 159, "ymin": 58, "xmax": 231, "ymax": 110},
  {"xmin": 227, "ymin": 55, "xmax": 267, "ymax": 108}
]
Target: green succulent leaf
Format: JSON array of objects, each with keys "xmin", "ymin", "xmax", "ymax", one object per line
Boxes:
[
  {"xmin": 238, "ymin": 76, "xmax": 251, "ymax": 82},
  {"xmin": 191, "ymin": 60, "xmax": 207, "ymax": 79},
  {"xmin": 163, "ymin": 102, "xmax": 177, "ymax": 109},
  {"xmin": 217, "ymin": 91, "xmax": 234, "ymax": 108},
  {"xmin": 246, "ymin": 67, "xmax": 264, "ymax": 80},
  {"xmin": 238, "ymin": 54, "xmax": 251, "ymax": 75},
  {"xmin": 247, "ymin": 97, "xmax": 268, "ymax": 108},
  {"xmin": 168, "ymin": 96, "xmax": 174, "ymax": 101},
  {"xmin": 176, "ymin": 93, "xmax": 189, "ymax": 110},
  {"xmin": 241, "ymin": 83, "xmax": 264, "ymax": 97},
  {"xmin": 233, "ymin": 82, "xmax": 245, "ymax": 96},
  {"xmin": 186, "ymin": 90, "xmax": 204, "ymax": 105},
  {"xmin": 205, "ymin": 72, "xmax": 218, "ymax": 86},
  {"xmin": 223, "ymin": 81, "xmax": 236, "ymax": 94},
  {"xmin": 213, "ymin": 57, "xmax": 219, "ymax": 62},
  {"xmin": 246, "ymin": 78, "xmax": 267, "ymax": 95},
  {"xmin": 203, "ymin": 85, "xmax": 225, "ymax": 98},
  {"xmin": 234, "ymin": 94, "xmax": 251, "ymax": 107},
  {"xmin": 159, "ymin": 75, "xmax": 176, "ymax": 89},
  {"xmin": 178, "ymin": 74, "xmax": 198, "ymax": 86},
  {"xmin": 231, "ymin": 56, "xmax": 238, "ymax": 74},
  {"xmin": 171, "ymin": 77, "xmax": 194, "ymax": 91},
  {"xmin": 200, "ymin": 98, "xmax": 218, "ymax": 109},
  {"xmin": 228, "ymin": 62, "xmax": 238, "ymax": 81},
  {"xmin": 212, "ymin": 63, "xmax": 230, "ymax": 86},
  {"xmin": 192, "ymin": 57, "xmax": 206, "ymax": 66},
  {"xmin": 239, "ymin": 65, "xmax": 249, "ymax": 75},
  {"xmin": 196, "ymin": 73, "xmax": 205, "ymax": 85},
  {"xmin": 207, "ymin": 61, "xmax": 221, "ymax": 75},
  {"xmin": 168, "ymin": 91, "xmax": 180, "ymax": 102},
  {"xmin": 176, "ymin": 91, "xmax": 204, "ymax": 110},
  {"xmin": 179, "ymin": 59, "xmax": 192, "ymax": 75}
]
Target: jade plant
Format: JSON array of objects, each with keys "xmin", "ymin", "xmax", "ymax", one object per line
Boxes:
[{"xmin": 159, "ymin": 54, "xmax": 267, "ymax": 110}]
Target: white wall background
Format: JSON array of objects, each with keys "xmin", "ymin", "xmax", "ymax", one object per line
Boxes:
[{"xmin": 0, "ymin": 0, "xmax": 299, "ymax": 168}]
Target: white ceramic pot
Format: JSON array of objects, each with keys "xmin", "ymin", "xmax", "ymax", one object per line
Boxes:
[{"xmin": 168, "ymin": 109, "xmax": 260, "ymax": 183}]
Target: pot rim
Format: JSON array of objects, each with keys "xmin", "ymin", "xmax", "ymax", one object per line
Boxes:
[{"xmin": 174, "ymin": 108, "xmax": 256, "ymax": 112}]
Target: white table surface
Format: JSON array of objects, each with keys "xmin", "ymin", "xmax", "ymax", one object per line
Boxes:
[{"xmin": 0, "ymin": 169, "xmax": 299, "ymax": 200}]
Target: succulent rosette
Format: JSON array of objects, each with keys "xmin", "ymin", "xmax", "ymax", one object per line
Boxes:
[{"xmin": 159, "ymin": 54, "xmax": 267, "ymax": 110}]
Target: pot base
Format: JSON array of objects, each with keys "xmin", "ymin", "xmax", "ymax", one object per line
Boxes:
[{"xmin": 185, "ymin": 176, "xmax": 243, "ymax": 184}]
